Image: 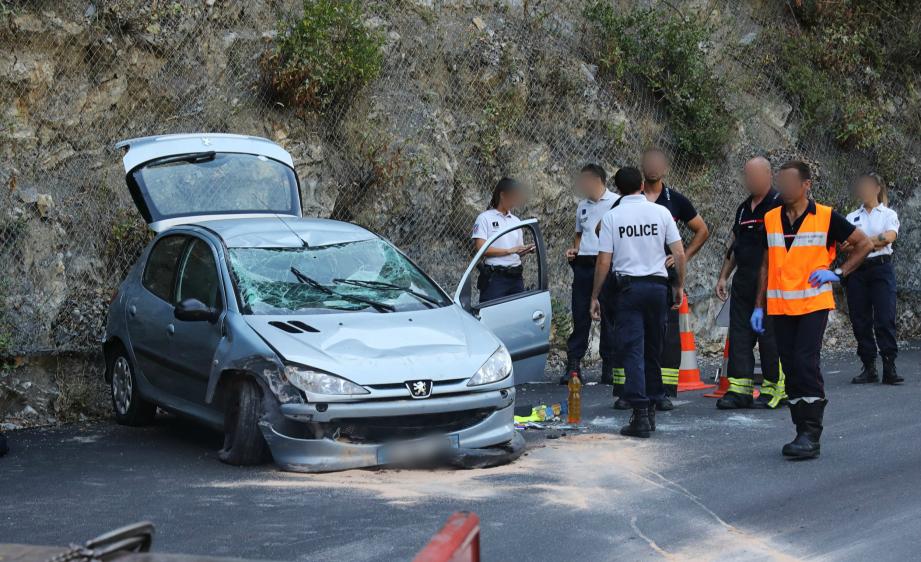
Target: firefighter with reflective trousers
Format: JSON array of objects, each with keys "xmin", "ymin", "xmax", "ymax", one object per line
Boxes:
[
  {"xmin": 753, "ymin": 161, "xmax": 872, "ymax": 459},
  {"xmin": 714, "ymin": 157, "xmax": 786, "ymax": 409}
]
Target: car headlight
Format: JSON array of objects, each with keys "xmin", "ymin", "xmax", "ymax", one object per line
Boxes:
[
  {"xmin": 468, "ymin": 345, "xmax": 512, "ymax": 386},
  {"xmin": 284, "ymin": 365, "xmax": 369, "ymax": 396}
]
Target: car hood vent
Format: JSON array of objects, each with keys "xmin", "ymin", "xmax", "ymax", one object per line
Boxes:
[
  {"xmin": 288, "ymin": 320, "xmax": 319, "ymax": 333},
  {"xmin": 268, "ymin": 320, "xmax": 319, "ymax": 334}
]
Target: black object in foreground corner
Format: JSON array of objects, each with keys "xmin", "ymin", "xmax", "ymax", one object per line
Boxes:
[{"xmin": 0, "ymin": 520, "xmax": 281, "ymax": 562}]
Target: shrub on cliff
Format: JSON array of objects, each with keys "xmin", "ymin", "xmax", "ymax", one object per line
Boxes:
[
  {"xmin": 262, "ymin": 0, "xmax": 383, "ymax": 114},
  {"xmin": 761, "ymin": 1, "xmax": 921, "ymax": 152},
  {"xmin": 584, "ymin": 3, "xmax": 735, "ymax": 162}
]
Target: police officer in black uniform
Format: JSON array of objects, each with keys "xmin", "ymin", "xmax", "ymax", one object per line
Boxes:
[
  {"xmin": 715, "ymin": 157, "xmax": 786, "ymax": 409},
  {"xmin": 844, "ymin": 173, "xmax": 902, "ymax": 384},
  {"xmin": 562, "ymin": 164, "xmax": 619, "ymax": 384},
  {"xmin": 591, "ymin": 167, "xmax": 687, "ymax": 438}
]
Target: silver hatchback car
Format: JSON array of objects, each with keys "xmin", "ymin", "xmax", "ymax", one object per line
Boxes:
[{"xmin": 103, "ymin": 133, "xmax": 552, "ymax": 472}]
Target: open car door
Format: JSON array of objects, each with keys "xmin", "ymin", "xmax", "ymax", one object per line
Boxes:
[
  {"xmin": 116, "ymin": 133, "xmax": 302, "ymax": 233},
  {"xmin": 454, "ymin": 218, "xmax": 551, "ymax": 383}
]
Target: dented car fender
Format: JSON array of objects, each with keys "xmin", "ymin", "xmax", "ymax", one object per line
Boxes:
[{"xmin": 205, "ymin": 306, "xmax": 304, "ymax": 408}]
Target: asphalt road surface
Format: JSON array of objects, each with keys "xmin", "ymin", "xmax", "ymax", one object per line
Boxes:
[{"xmin": 3, "ymin": 348, "xmax": 921, "ymax": 561}]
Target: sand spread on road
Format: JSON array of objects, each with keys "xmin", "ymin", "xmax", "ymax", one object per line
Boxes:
[{"xmin": 205, "ymin": 433, "xmax": 800, "ymax": 560}]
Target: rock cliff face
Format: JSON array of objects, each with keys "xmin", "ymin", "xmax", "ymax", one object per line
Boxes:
[{"xmin": 1, "ymin": 1, "xmax": 918, "ymax": 424}]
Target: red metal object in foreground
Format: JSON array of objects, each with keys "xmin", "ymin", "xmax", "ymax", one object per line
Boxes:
[{"xmin": 414, "ymin": 512, "xmax": 481, "ymax": 562}]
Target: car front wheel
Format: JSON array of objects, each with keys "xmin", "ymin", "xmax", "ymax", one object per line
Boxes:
[
  {"xmin": 219, "ymin": 377, "xmax": 269, "ymax": 466},
  {"xmin": 109, "ymin": 348, "xmax": 156, "ymax": 426}
]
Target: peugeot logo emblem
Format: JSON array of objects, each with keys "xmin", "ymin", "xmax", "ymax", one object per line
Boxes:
[{"xmin": 406, "ymin": 380, "xmax": 433, "ymax": 399}]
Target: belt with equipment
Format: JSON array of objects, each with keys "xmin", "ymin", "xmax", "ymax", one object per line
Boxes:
[
  {"xmin": 610, "ymin": 273, "xmax": 669, "ymax": 290},
  {"xmin": 623, "ymin": 274, "xmax": 669, "ymax": 285},
  {"xmin": 857, "ymin": 255, "xmax": 892, "ymax": 270},
  {"xmin": 480, "ymin": 264, "xmax": 524, "ymax": 277}
]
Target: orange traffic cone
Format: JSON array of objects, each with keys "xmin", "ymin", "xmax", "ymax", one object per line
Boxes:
[
  {"xmin": 677, "ymin": 294, "xmax": 715, "ymax": 392},
  {"xmin": 704, "ymin": 335, "xmax": 730, "ymax": 398}
]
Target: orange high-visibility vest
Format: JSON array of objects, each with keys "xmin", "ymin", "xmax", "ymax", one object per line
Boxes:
[{"xmin": 764, "ymin": 203, "xmax": 837, "ymax": 316}]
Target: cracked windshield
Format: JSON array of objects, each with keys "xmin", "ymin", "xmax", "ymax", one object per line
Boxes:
[
  {"xmin": 133, "ymin": 152, "xmax": 298, "ymax": 219},
  {"xmin": 230, "ymin": 240, "xmax": 451, "ymax": 314}
]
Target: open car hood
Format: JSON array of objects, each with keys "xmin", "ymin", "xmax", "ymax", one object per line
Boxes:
[
  {"xmin": 244, "ymin": 306, "xmax": 501, "ymax": 385},
  {"xmin": 116, "ymin": 133, "xmax": 302, "ymax": 232}
]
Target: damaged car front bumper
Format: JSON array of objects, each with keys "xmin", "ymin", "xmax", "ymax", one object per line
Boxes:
[{"xmin": 260, "ymin": 388, "xmax": 521, "ymax": 472}]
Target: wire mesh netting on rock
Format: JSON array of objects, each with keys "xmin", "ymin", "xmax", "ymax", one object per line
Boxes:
[{"xmin": 1, "ymin": 0, "xmax": 919, "ymax": 358}]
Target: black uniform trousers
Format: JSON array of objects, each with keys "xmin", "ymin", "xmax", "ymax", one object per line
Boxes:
[
  {"xmin": 845, "ymin": 259, "xmax": 898, "ymax": 361},
  {"xmin": 566, "ymin": 260, "xmax": 616, "ymax": 368},
  {"xmin": 728, "ymin": 267, "xmax": 781, "ymax": 383},
  {"xmin": 772, "ymin": 310, "xmax": 829, "ymax": 399},
  {"xmin": 611, "ymin": 278, "xmax": 668, "ymax": 408},
  {"xmin": 479, "ymin": 270, "xmax": 524, "ymax": 303}
]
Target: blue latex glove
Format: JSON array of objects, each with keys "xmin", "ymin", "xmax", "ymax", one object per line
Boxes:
[
  {"xmin": 751, "ymin": 307, "xmax": 765, "ymax": 334},
  {"xmin": 808, "ymin": 268, "xmax": 840, "ymax": 288}
]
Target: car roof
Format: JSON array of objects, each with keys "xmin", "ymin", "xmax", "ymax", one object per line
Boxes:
[{"xmin": 188, "ymin": 217, "xmax": 379, "ymax": 249}]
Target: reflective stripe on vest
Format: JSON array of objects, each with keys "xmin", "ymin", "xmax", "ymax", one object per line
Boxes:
[
  {"xmin": 764, "ymin": 203, "xmax": 837, "ymax": 316},
  {"xmin": 766, "ymin": 284, "xmax": 833, "ymax": 300}
]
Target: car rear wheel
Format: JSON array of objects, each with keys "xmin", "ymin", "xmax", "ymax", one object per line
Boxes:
[
  {"xmin": 219, "ymin": 377, "xmax": 269, "ymax": 466},
  {"xmin": 109, "ymin": 348, "xmax": 156, "ymax": 426}
]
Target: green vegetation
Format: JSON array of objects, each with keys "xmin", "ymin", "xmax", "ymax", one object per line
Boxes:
[
  {"xmin": 105, "ymin": 210, "xmax": 152, "ymax": 273},
  {"xmin": 760, "ymin": 1, "xmax": 921, "ymax": 162},
  {"xmin": 0, "ymin": 218, "xmax": 25, "ymax": 357},
  {"xmin": 479, "ymin": 88, "xmax": 525, "ymax": 168},
  {"xmin": 476, "ymin": 50, "xmax": 527, "ymax": 169},
  {"xmin": 584, "ymin": 3, "xmax": 735, "ymax": 161},
  {"xmin": 52, "ymin": 357, "xmax": 110, "ymax": 422},
  {"xmin": 263, "ymin": 0, "xmax": 384, "ymax": 114}
]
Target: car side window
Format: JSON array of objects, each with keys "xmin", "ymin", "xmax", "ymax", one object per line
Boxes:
[
  {"xmin": 142, "ymin": 235, "xmax": 187, "ymax": 301},
  {"xmin": 176, "ymin": 238, "xmax": 222, "ymax": 309}
]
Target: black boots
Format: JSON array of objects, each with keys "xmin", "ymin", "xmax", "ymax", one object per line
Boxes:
[
  {"xmin": 656, "ymin": 396, "xmax": 675, "ymax": 411},
  {"xmin": 613, "ymin": 396, "xmax": 630, "ymax": 410},
  {"xmin": 716, "ymin": 392, "xmax": 753, "ymax": 410},
  {"xmin": 782, "ymin": 400, "xmax": 826, "ymax": 460},
  {"xmin": 852, "ymin": 357, "xmax": 903, "ymax": 385},
  {"xmin": 851, "ymin": 359, "xmax": 878, "ymax": 384},
  {"xmin": 882, "ymin": 356, "xmax": 903, "ymax": 385},
  {"xmin": 621, "ymin": 407, "xmax": 652, "ymax": 438}
]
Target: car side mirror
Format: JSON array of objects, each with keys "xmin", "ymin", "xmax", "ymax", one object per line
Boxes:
[{"xmin": 174, "ymin": 298, "xmax": 219, "ymax": 323}]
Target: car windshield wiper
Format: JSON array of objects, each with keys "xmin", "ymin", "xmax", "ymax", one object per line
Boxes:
[
  {"xmin": 332, "ymin": 278, "xmax": 441, "ymax": 308},
  {"xmin": 146, "ymin": 151, "xmax": 216, "ymax": 168},
  {"xmin": 290, "ymin": 267, "xmax": 395, "ymax": 313}
]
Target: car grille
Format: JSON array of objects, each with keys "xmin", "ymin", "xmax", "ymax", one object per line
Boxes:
[{"xmin": 333, "ymin": 408, "xmax": 493, "ymax": 443}]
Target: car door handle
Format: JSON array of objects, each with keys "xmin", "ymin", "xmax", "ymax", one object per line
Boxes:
[
  {"xmin": 532, "ymin": 310, "xmax": 546, "ymax": 328},
  {"xmin": 166, "ymin": 323, "xmax": 175, "ymax": 336},
  {"xmin": 129, "ymin": 305, "xmax": 137, "ymax": 317}
]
